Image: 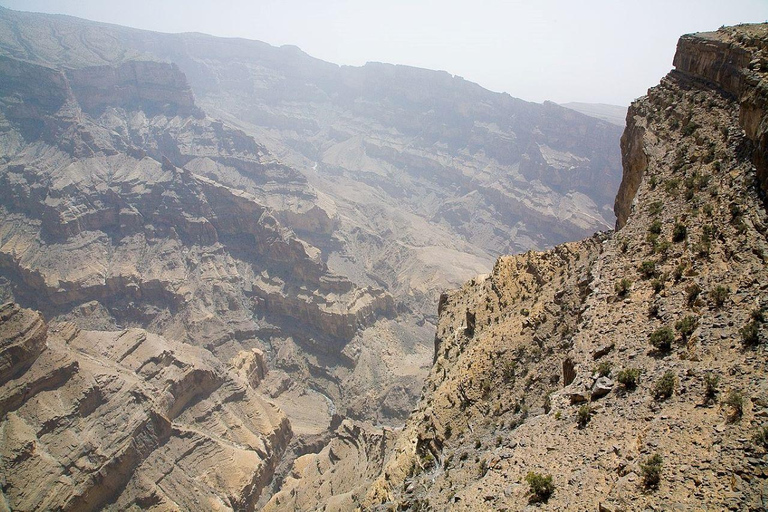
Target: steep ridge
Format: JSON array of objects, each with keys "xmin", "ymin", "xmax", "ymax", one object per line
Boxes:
[
  {"xmin": 301, "ymin": 23, "xmax": 768, "ymax": 510},
  {"xmin": 0, "ymin": 302, "xmax": 291, "ymax": 511}
]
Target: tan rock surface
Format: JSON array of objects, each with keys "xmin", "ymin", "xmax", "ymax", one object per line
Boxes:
[{"xmin": 0, "ymin": 303, "xmax": 290, "ymax": 511}]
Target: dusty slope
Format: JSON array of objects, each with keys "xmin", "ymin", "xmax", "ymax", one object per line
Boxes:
[{"xmin": 272, "ymin": 23, "xmax": 768, "ymax": 511}]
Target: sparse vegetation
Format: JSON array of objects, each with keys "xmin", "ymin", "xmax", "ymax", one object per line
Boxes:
[
  {"xmin": 640, "ymin": 453, "xmax": 664, "ymax": 489},
  {"xmin": 651, "ymin": 278, "xmax": 665, "ymax": 294},
  {"xmin": 685, "ymin": 283, "xmax": 701, "ymax": 306},
  {"xmin": 673, "ymin": 263, "xmax": 686, "ymax": 282},
  {"xmin": 594, "ymin": 361, "xmax": 612, "ymax": 378},
  {"xmin": 710, "ymin": 285, "xmax": 729, "ymax": 307},
  {"xmin": 664, "ymin": 178, "xmax": 680, "ymax": 195},
  {"xmin": 525, "ymin": 472, "xmax": 555, "ymax": 503},
  {"xmin": 653, "ymin": 371, "xmax": 676, "ymax": 400},
  {"xmin": 704, "ymin": 373, "xmax": 720, "ymax": 402},
  {"xmin": 617, "ymin": 368, "xmax": 641, "ymax": 391},
  {"xmin": 724, "ymin": 390, "xmax": 744, "ymax": 421},
  {"xmin": 753, "ymin": 425, "xmax": 768, "ymax": 449},
  {"xmin": 740, "ymin": 321, "xmax": 761, "ymax": 346},
  {"xmin": 649, "ymin": 201, "xmax": 663, "ymax": 216},
  {"xmin": 649, "ymin": 326, "xmax": 675, "ymax": 352},
  {"xmin": 683, "ymin": 121, "xmax": 699, "ymax": 136},
  {"xmin": 577, "ymin": 405, "xmax": 592, "ymax": 428},
  {"xmin": 648, "ymin": 220, "xmax": 662, "ymax": 235},
  {"xmin": 639, "ymin": 260, "xmax": 657, "ymax": 279},
  {"xmin": 672, "ymin": 222, "xmax": 687, "ymax": 242},
  {"xmin": 654, "ymin": 240, "xmax": 672, "ymax": 258},
  {"xmin": 675, "ymin": 315, "xmax": 698, "ymax": 340},
  {"xmin": 615, "ymin": 278, "xmax": 632, "ymax": 297}
]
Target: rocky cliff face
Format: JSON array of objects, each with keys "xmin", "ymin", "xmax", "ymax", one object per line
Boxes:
[
  {"xmin": 336, "ymin": 24, "xmax": 768, "ymax": 510},
  {"xmin": 0, "ymin": 302, "xmax": 291, "ymax": 511}
]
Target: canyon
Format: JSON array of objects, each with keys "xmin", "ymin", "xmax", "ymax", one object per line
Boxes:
[
  {"xmin": 0, "ymin": 6, "xmax": 624, "ymax": 509},
  {"xmin": 2, "ymin": 6, "xmax": 765, "ymax": 512}
]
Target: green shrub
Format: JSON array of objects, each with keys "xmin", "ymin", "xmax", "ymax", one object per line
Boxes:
[
  {"xmin": 704, "ymin": 373, "xmax": 720, "ymax": 402},
  {"xmin": 594, "ymin": 361, "xmax": 612, "ymax": 378},
  {"xmin": 617, "ymin": 368, "xmax": 641, "ymax": 391},
  {"xmin": 710, "ymin": 285, "xmax": 729, "ymax": 307},
  {"xmin": 648, "ymin": 201, "xmax": 663, "ymax": 216},
  {"xmin": 694, "ymin": 238, "xmax": 711, "ymax": 257},
  {"xmin": 655, "ymin": 240, "xmax": 672, "ymax": 258},
  {"xmin": 653, "ymin": 371, "xmax": 676, "ymax": 400},
  {"xmin": 740, "ymin": 321, "xmax": 760, "ymax": 346},
  {"xmin": 525, "ymin": 471, "xmax": 554, "ymax": 503},
  {"xmin": 577, "ymin": 405, "xmax": 592, "ymax": 428},
  {"xmin": 639, "ymin": 260, "xmax": 657, "ymax": 279},
  {"xmin": 615, "ymin": 278, "xmax": 632, "ymax": 297},
  {"xmin": 640, "ymin": 453, "xmax": 664, "ymax": 489},
  {"xmin": 683, "ymin": 121, "xmax": 699, "ymax": 136},
  {"xmin": 725, "ymin": 390, "xmax": 744, "ymax": 421},
  {"xmin": 648, "ymin": 220, "xmax": 662, "ymax": 235},
  {"xmin": 753, "ymin": 425, "xmax": 768, "ymax": 449},
  {"xmin": 649, "ymin": 327, "xmax": 675, "ymax": 352},
  {"xmin": 664, "ymin": 178, "xmax": 680, "ymax": 195},
  {"xmin": 672, "ymin": 223, "xmax": 687, "ymax": 242},
  {"xmin": 675, "ymin": 315, "xmax": 698, "ymax": 340},
  {"xmin": 730, "ymin": 203, "xmax": 743, "ymax": 222},
  {"xmin": 686, "ymin": 283, "xmax": 701, "ymax": 306},
  {"xmin": 673, "ymin": 263, "xmax": 686, "ymax": 282},
  {"xmin": 651, "ymin": 278, "xmax": 665, "ymax": 294}
]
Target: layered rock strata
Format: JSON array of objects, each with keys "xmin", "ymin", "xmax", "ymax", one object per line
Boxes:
[{"xmin": 0, "ymin": 303, "xmax": 291, "ymax": 511}]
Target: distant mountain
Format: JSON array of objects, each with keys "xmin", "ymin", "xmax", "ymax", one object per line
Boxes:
[{"xmin": 561, "ymin": 101, "xmax": 628, "ymax": 126}]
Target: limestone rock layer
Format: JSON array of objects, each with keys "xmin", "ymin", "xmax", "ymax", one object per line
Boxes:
[{"xmin": 0, "ymin": 303, "xmax": 291, "ymax": 511}]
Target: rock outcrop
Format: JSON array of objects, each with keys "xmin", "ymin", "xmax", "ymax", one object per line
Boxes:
[
  {"xmin": 358, "ymin": 23, "xmax": 768, "ymax": 510},
  {"xmin": 0, "ymin": 303, "xmax": 291, "ymax": 511}
]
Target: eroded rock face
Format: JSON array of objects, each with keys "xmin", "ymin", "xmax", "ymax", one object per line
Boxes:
[
  {"xmin": 262, "ymin": 419, "xmax": 396, "ymax": 511},
  {"xmin": 0, "ymin": 303, "xmax": 291, "ymax": 511},
  {"xmin": 360, "ymin": 24, "xmax": 768, "ymax": 510},
  {"xmin": 0, "ymin": 5, "xmax": 623, "ymax": 326},
  {"xmin": 0, "ymin": 9, "xmax": 435, "ymax": 433}
]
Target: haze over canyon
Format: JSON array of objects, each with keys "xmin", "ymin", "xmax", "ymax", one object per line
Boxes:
[{"xmin": 0, "ymin": 5, "xmax": 767, "ymax": 512}]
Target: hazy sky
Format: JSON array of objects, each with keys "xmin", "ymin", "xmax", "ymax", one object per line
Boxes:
[{"xmin": 1, "ymin": 1, "xmax": 766, "ymax": 105}]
